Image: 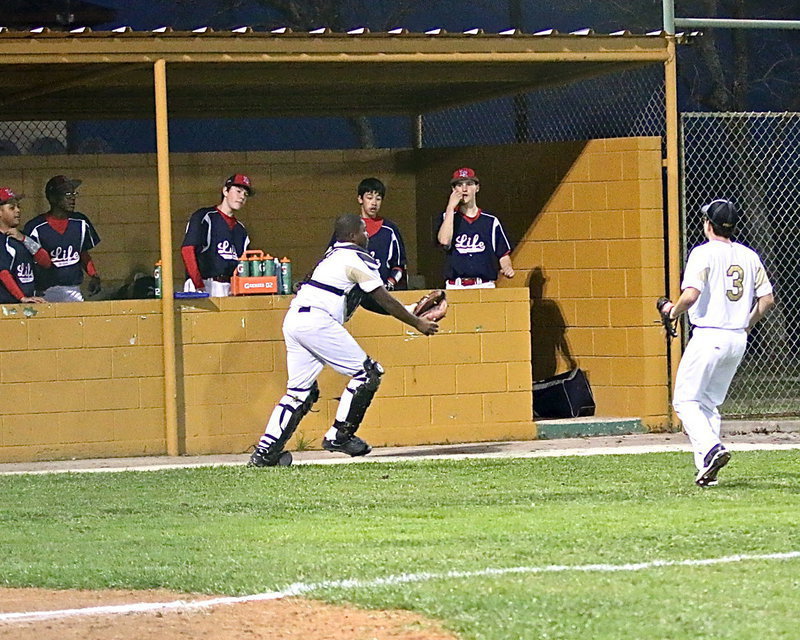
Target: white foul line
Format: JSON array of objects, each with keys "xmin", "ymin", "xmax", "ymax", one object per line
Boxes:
[
  {"xmin": 2, "ymin": 551, "xmax": 798, "ymax": 624},
  {"xmin": 2, "ymin": 442, "xmax": 800, "ymax": 475}
]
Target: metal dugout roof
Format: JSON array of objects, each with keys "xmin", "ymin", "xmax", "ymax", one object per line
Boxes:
[{"xmin": 0, "ymin": 28, "xmax": 672, "ymax": 120}]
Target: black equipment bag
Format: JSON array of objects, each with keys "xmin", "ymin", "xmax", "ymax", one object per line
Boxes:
[{"xmin": 533, "ymin": 368, "xmax": 595, "ymax": 419}]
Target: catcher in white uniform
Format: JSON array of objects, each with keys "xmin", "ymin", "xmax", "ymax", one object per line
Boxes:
[
  {"xmin": 658, "ymin": 199, "xmax": 774, "ymax": 487},
  {"xmin": 249, "ymin": 214, "xmax": 440, "ymax": 467}
]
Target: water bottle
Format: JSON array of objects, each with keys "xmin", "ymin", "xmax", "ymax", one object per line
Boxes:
[
  {"xmin": 253, "ymin": 257, "xmax": 266, "ymax": 277},
  {"xmin": 154, "ymin": 260, "xmax": 162, "ymax": 298},
  {"xmin": 236, "ymin": 255, "xmax": 248, "ymax": 278},
  {"xmin": 263, "ymin": 254, "xmax": 275, "ymax": 276},
  {"xmin": 273, "ymin": 257, "xmax": 281, "ymax": 290},
  {"xmin": 280, "ymin": 257, "xmax": 292, "ymax": 295}
]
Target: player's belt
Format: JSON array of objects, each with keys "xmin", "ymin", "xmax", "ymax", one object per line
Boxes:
[
  {"xmin": 211, "ymin": 276, "xmax": 231, "ymax": 283},
  {"xmin": 447, "ymin": 277, "xmax": 483, "ymax": 286}
]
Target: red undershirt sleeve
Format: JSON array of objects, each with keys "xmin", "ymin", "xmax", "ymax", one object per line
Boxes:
[
  {"xmin": 181, "ymin": 245, "xmax": 204, "ymax": 289},
  {"xmin": 0, "ymin": 270, "xmax": 26, "ymax": 301},
  {"xmin": 80, "ymin": 252, "xmax": 98, "ymax": 277},
  {"xmin": 33, "ymin": 248, "xmax": 52, "ymax": 268}
]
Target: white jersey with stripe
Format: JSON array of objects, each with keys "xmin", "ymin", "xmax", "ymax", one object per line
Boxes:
[
  {"xmin": 291, "ymin": 243, "xmax": 383, "ymax": 324},
  {"xmin": 681, "ymin": 239, "xmax": 772, "ymax": 330}
]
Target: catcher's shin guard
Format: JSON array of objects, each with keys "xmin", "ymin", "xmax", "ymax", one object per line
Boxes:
[
  {"xmin": 336, "ymin": 357, "xmax": 384, "ymax": 434},
  {"xmin": 255, "ymin": 382, "xmax": 320, "ymax": 458}
]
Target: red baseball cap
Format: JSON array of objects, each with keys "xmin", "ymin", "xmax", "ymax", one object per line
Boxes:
[
  {"xmin": 451, "ymin": 167, "xmax": 480, "ymax": 185},
  {"xmin": 0, "ymin": 187, "xmax": 23, "ymax": 204},
  {"xmin": 224, "ymin": 173, "xmax": 254, "ymax": 195}
]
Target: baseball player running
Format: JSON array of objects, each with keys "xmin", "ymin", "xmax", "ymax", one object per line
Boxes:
[
  {"xmin": 22, "ymin": 175, "xmax": 101, "ymax": 302},
  {"xmin": 248, "ymin": 213, "xmax": 438, "ymax": 467},
  {"xmin": 437, "ymin": 167, "xmax": 514, "ymax": 289},
  {"xmin": 0, "ymin": 187, "xmax": 50, "ymax": 304},
  {"xmin": 659, "ymin": 199, "xmax": 774, "ymax": 487},
  {"xmin": 181, "ymin": 174, "xmax": 252, "ymax": 297}
]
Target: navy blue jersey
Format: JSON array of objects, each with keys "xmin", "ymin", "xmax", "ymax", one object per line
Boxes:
[
  {"xmin": 441, "ymin": 209, "xmax": 512, "ymax": 281},
  {"xmin": 0, "ymin": 236, "xmax": 36, "ymax": 302},
  {"xmin": 327, "ymin": 217, "xmax": 407, "ymax": 286},
  {"xmin": 23, "ymin": 212, "xmax": 100, "ymax": 289},
  {"xmin": 181, "ymin": 207, "xmax": 250, "ymax": 279}
]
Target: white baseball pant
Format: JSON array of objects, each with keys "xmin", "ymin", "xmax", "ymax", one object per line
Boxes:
[{"xmin": 673, "ymin": 327, "xmax": 747, "ymax": 470}]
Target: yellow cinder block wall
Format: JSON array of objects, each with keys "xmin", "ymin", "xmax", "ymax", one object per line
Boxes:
[
  {"xmin": 0, "ymin": 301, "xmax": 166, "ymax": 462},
  {"xmin": 0, "ymin": 136, "xmax": 670, "ymax": 462},
  {"xmin": 177, "ymin": 289, "xmax": 532, "ymax": 455},
  {"xmin": 414, "ymin": 138, "xmax": 669, "ymax": 429},
  {"xmin": 0, "ymin": 290, "xmax": 532, "ymax": 462}
]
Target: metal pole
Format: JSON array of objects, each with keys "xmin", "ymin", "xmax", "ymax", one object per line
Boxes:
[
  {"xmin": 664, "ymin": 37, "xmax": 682, "ymax": 426},
  {"xmin": 154, "ymin": 59, "xmax": 180, "ymax": 457},
  {"xmin": 413, "ymin": 114, "xmax": 423, "ymax": 149},
  {"xmin": 662, "ymin": 0, "xmax": 675, "ymax": 35},
  {"xmin": 675, "ymin": 18, "xmax": 800, "ymax": 30}
]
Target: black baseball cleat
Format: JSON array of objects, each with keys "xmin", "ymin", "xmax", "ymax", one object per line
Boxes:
[
  {"xmin": 695, "ymin": 444, "xmax": 731, "ymax": 487},
  {"xmin": 247, "ymin": 446, "xmax": 293, "ymax": 467},
  {"xmin": 322, "ymin": 435, "xmax": 372, "ymax": 457}
]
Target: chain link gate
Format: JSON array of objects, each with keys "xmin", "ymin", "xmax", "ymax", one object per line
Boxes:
[{"xmin": 681, "ymin": 112, "xmax": 800, "ymax": 417}]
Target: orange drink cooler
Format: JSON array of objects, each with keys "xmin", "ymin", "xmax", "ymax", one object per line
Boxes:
[{"xmin": 231, "ymin": 249, "xmax": 279, "ymax": 295}]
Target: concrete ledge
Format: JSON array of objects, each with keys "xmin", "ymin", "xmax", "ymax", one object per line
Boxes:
[{"xmin": 535, "ymin": 416, "xmax": 644, "ymax": 440}]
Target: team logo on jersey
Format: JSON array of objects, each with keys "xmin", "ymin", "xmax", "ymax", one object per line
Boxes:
[
  {"xmin": 216, "ymin": 240, "xmax": 239, "ymax": 261},
  {"xmin": 50, "ymin": 245, "xmax": 80, "ymax": 267},
  {"xmin": 454, "ymin": 233, "xmax": 486, "ymax": 254},
  {"xmin": 15, "ymin": 262, "xmax": 34, "ymax": 284}
]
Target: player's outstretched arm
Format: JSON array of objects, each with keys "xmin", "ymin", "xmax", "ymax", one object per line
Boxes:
[{"xmin": 368, "ymin": 286, "xmax": 438, "ymax": 336}]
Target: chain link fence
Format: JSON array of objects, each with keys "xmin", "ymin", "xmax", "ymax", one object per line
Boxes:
[
  {"xmin": 681, "ymin": 112, "xmax": 800, "ymax": 417},
  {"xmin": 0, "ymin": 64, "xmax": 665, "ymax": 155},
  {"xmin": 421, "ymin": 64, "xmax": 666, "ymax": 147}
]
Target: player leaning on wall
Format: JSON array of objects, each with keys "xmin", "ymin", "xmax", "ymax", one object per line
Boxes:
[
  {"xmin": 0, "ymin": 187, "xmax": 50, "ymax": 304},
  {"xmin": 23, "ymin": 175, "xmax": 101, "ymax": 302}
]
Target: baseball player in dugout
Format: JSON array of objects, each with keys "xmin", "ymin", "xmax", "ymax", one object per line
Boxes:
[
  {"xmin": 437, "ymin": 167, "xmax": 515, "ymax": 289},
  {"xmin": 181, "ymin": 174, "xmax": 252, "ymax": 297},
  {"xmin": 659, "ymin": 199, "xmax": 774, "ymax": 487},
  {"xmin": 0, "ymin": 187, "xmax": 50, "ymax": 304},
  {"xmin": 22, "ymin": 175, "xmax": 101, "ymax": 302},
  {"xmin": 328, "ymin": 178, "xmax": 408, "ymax": 290},
  {"xmin": 248, "ymin": 213, "xmax": 440, "ymax": 467}
]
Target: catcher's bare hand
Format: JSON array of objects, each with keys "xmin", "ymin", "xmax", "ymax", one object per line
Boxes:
[
  {"xmin": 412, "ymin": 289, "xmax": 448, "ymax": 322},
  {"xmin": 656, "ymin": 296, "xmax": 678, "ymax": 338},
  {"xmin": 415, "ymin": 316, "xmax": 439, "ymax": 336}
]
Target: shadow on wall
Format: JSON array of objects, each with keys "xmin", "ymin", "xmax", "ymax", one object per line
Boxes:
[{"xmin": 528, "ymin": 266, "xmax": 576, "ymax": 381}]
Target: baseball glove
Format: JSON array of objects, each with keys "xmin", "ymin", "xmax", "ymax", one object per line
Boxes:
[
  {"xmin": 412, "ymin": 289, "xmax": 448, "ymax": 322},
  {"xmin": 656, "ymin": 296, "xmax": 678, "ymax": 339}
]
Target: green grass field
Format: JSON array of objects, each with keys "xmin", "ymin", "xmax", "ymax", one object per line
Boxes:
[{"xmin": 1, "ymin": 451, "xmax": 799, "ymax": 639}]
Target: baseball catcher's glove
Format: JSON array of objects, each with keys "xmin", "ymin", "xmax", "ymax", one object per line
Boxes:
[
  {"xmin": 412, "ymin": 289, "xmax": 448, "ymax": 322},
  {"xmin": 656, "ymin": 296, "xmax": 678, "ymax": 339}
]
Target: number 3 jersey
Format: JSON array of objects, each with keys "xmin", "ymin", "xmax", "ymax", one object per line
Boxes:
[
  {"xmin": 22, "ymin": 212, "xmax": 100, "ymax": 289},
  {"xmin": 681, "ymin": 239, "xmax": 772, "ymax": 330}
]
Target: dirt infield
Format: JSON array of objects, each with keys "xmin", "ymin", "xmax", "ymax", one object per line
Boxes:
[{"xmin": 0, "ymin": 588, "xmax": 458, "ymax": 640}]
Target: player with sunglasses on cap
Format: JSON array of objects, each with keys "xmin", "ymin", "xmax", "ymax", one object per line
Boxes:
[{"xmin": 22, "ymin": 175, "xmax": 101, "ymax": 302}]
